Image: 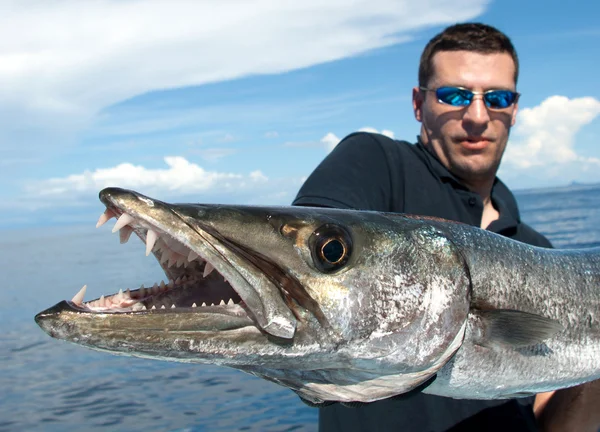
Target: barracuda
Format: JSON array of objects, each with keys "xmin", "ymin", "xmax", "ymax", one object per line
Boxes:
[{"xmin": 35, "ymin": 187, "xmax": 600, "ymax": 404}]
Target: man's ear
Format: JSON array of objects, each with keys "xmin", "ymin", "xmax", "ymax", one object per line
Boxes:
[{"xmin": 413, "ymin": 87, "xmax": 424, "ymax": 123}]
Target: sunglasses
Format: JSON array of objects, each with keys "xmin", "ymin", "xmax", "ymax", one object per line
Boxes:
[{"xmin": 419, "ymin": 86, "xmax": 520, "ymax": 110}]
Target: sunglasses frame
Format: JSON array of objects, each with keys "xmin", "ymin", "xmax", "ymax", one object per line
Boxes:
[{"xmin": 419, "ymin": 86, "xmax": 520, "ymax": 110}]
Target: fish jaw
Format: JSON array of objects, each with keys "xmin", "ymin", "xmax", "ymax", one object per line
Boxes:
[{"xmin": 100, "ymin": 187, "xmax": 298, "ymax": 339}]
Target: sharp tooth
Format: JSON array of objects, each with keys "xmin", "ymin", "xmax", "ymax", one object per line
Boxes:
[
  {"xmin": 160, "ymin": 252, "xmax": 170, "ymax": 264},
  {"xmin": 181, "ymin": 275, "xmax": 188, "ymax": 282},
  {"xmin": 201, "ymin": 302, "xmax": 207, "ymax": 307},
  {"xmin": 96, "ymin": 209, "xmax": 115, "ymax": 228},
  {"xmin": 139, "ymin": 285, "xmax": 146, "ymax": 297},
  {"xmin": 192, "ymin": 303, "xmax": 197, "ymax": 308},
  {"xmin": 152, "ymin": 283, "xmax": 159, "ymax": 294},
  {"xmin": 203, "ymin": 262, "xmax": 215, "ymax": 278},
  {"xmin": 151, "ymin": 305, "xmax": 156, "ymax": 310},
  {"xmin": 99, "ymin": 295, "xmax": 105, "ymax": 307},
  {"xmin": 112, "ymin": 213, "xmax": 135, "ymax": 233},
  {"xmin": 168, "ymin": 280, "xmax": 175, "ymax": 288},
  {"xmin": 146, "ymin": 229, "xmax": 159, "ymax": 256},
  {"xmin": 119, "ymin": 226, "xmax": 134, "ymax": 244},
  {"xmin": 175, "ymin": 277, "xmax": 181, "ymax": 284},
  {"xmin": 227, "ymin": 298, "xmax": 234, "ymax": 306},
  {"xmin": 141, "ymin": 305, "xmax": 147, "ymax": 310},
  {"xmin": 168, "ymin": 258, "xmax": 176, "ymax": 268},
  {"xmin": 188, "ymin": 250, "xmax": 199, "ymax": 261},
  {"xmin": 219, "ymin": 300, "xmax": 225, "ymax": 306},
  {"xmin": 171, "ymin": 304, "xmax": 176, "ymax": 309},
  {"xmin": 176, "ymin": 257, "xmax": 185, "ymax": 268},
  {"xmin": 71, "ymin": 285, "xmax": 87, "ymax": 305},
  {"xmin": 132, "ymin": 303, "xmax": 145, "ymax": 311},
  {"xmin": 161, "ymin": 305, "xmax": 166, "ymax": 309},
  {"xmin": 160, "ymin": 280, "xmax": 166, "ymax": 289},
  {"xmin": 126, "ymin": 288, "xmax": 131, "ymax": 298}
]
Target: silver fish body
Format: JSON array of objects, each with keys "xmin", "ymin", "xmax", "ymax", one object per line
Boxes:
[{"xmin": 35, "ymin": 188, "xmax": 600, "ymax": 403}]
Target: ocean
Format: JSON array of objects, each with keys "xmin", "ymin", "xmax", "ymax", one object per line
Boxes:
[{"xmin": 2, "ymin": 183, "xmax": 600, "ymax": 431}]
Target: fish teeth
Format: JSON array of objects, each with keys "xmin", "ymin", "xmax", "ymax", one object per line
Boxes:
[
  {"xmin": 201, "ymin": 302, "xmax": 207, "ymax": 307},
  {"xmin": 161, "ymin": 305, "xmax": 166, "ymax": 309},
  {"xmin": 219, "ymin": 300, "xmax": 225, "ymax": 306},
  {"xmin": 132, "ymin": 303, "xmax": 145, "ymax": 311},
  {"xmin": 188, "ymin": 250, "xmax": 199, "ymax": 261},
  {"xmin": 146, "ymin": 230, "xmax": 159, "ymax": 256},
  {"xmin": 171, "ymin": 304, "xmax": 176, "ymax": 309},
  {"xmin": 71, "ymin": 285, "xmax": 87, "ymax": 305},
  {"xmin": 192, "ymin": 303, "xmax": 197, "ymax": 308},
  {"xmin": 119, "ymin": 226, "xmax": 134, "ymax": 244},
  {"xmin": 227, "ymin": 298, "xmax": 234, "ymax": 306},
  {"xmin": 96, "ymin": 209, "xmax": 115, "ymax": 228},
  {"xmin": 151, "ymin": 305, "xmax": 156, "ymax": 310},
  {"xmin": 160, "ymin": 280, "xmax": 166, "ymax": 289},
  {"xmin": 112, "ymin": 213, "xmax": 135, "ymax": 233},
  {"xmin": 203, "ymin": 262, "xmax": 215, "ymax": 278}
]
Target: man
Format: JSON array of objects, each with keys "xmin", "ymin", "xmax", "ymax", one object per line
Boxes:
[{"xmin": 293, "ymin": 23, "xmax": 599, "ymax": 431}]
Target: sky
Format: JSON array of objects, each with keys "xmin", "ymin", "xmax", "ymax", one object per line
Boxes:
[{"xmin": 1, "ymin": 0, "xmax": 599, "ymax": 228}]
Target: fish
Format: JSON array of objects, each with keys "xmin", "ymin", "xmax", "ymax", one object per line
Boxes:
[{"xmin": 34, "ymin": 187, "xmax": 600, "ymax": 404}]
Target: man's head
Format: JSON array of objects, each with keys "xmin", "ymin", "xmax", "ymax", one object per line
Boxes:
[{"xmin": 412, "ymin": 23, "xmax": 520, "ymax": 194}]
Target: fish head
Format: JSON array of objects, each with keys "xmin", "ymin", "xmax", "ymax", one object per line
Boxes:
[{"xmin": 35, "ymin": 188, "xmax": 471, "ymax": 402}]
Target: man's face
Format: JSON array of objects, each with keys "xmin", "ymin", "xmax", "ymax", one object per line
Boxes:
[{"xmin": 412, "ymin": 50, "xmax": 518, "ymax": 186}]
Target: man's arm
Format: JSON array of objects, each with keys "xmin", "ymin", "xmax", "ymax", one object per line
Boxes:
[{"xmin": 535, "ymin": 381, "xmax": 600, "ymax": 431}]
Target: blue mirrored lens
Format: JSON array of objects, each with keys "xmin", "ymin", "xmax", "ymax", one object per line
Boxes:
[
  {"xmin": 436, "ymin": 87, "xmax": 472, "ymax": 106},
  {"xmin": 484, "ymin": 90, "xmax": 517, "ymax": 109}
]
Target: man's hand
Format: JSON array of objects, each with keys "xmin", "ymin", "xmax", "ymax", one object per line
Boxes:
[{"xmin": 534, "ymin": 380, "xmax": 600, "ymax": 431}]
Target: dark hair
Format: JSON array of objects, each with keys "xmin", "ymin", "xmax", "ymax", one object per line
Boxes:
[{"xmin": 418, "ymin": 23, "xmax": 519, "ymax": 87}]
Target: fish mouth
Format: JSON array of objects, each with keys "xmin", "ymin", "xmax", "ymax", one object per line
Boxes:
[{"xmin": 36, "ymin": 187, "xmax": 297, "ymax": 340}]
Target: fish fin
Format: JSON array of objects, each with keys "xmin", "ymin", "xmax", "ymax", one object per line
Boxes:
[
  {"xmin": 473, "ymin": 309, "xmax": 563, "ymax": 348},
  {"xmin": 295, "ymin": 393, "xmax": 336, "ymax": 408}
]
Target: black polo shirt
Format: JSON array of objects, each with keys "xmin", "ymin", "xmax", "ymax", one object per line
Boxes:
[{"xmin": 292, "ymin": 132, "xmax": 552, "ymax": 431}]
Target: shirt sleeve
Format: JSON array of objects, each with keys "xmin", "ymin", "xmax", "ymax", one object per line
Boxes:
[{"xmin": 292, "ymin": 132, "xmax": 393, "ymax": 211}]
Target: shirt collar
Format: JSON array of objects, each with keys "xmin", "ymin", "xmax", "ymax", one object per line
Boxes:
[{"xmin": 414, "ymin": 136, "xmax": 521, "ymax": 223}]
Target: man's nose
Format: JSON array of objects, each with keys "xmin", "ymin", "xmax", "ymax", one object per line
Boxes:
[{"xmin": 463, "ymin": 96, "xmax": 490, "ymax": 125}]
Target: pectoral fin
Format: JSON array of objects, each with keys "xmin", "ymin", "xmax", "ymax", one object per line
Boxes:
[{"xmin": 472, "ymin": 309, "xmax": 563, "ymax": 348}]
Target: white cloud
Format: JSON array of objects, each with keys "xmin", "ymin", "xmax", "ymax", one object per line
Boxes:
[
  {"xmin": 0, "ymin": 0, "xmax": 486, "ymax": 128},
  {"xmin": 504, "ymin": 96, "xmax": 600, "ymax": 169},
  {"xmin": 321, "ymin": 127, "xmax": 396, "ymax": 151},
  {"xmin": 27, "ymin": 156, "xmax": 267, "ymax": 197},
  {"xmin": 358, "ymin": 127, "xmax": 395, "ymax": 139},
  {"xmin": 194, "ymin": 148, "xmax": 237, "ymax": 162},
  {"xmin": 321, "ymin": 132, "xmax": 341, "ymax": 151}
]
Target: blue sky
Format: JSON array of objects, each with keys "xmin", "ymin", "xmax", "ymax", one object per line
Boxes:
[{"xmin": 1, "ymin": 0, "xmax": 599, "ymax": 228}]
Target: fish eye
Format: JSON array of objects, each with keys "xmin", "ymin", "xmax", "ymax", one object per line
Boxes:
[{"xmin": 309, "ymin": 224, "xmax": 352, "ymax": 273}]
